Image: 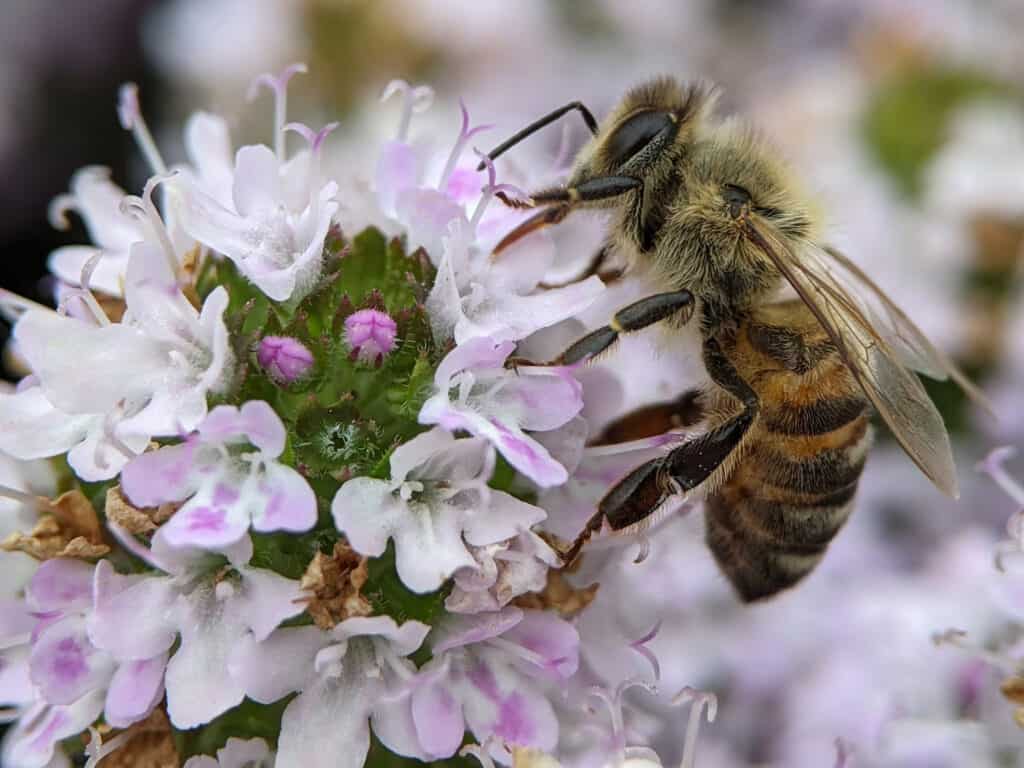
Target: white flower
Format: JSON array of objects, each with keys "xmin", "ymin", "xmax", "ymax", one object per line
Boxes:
[
  {"xmin": 0, "ymin": 190, "xmax": 232, "ymax": 481},
  {"xmin": 89, "ymin": 529, "xmax": 304, "ymax": 729},
  {"xmin": 171, "ymin": 64, "xmax": 339, "ymax": 302},
  {"xmin": 332, "ymin": 427, "xmax": 545, "ymax": 593},
  {"xmin": 418, "ymin": 337, "xmax": 584, "ymax": 488},
  {"xmin": 121, "ymin": 400, "xmax": 317, "ymax": 549},
  {"xmin": 231, "ymin": 615, "xmax": 430, "ymax": 768},
  {"xmin": 183, "ymin": 737, "xmax": 275, "ymax": 768}
]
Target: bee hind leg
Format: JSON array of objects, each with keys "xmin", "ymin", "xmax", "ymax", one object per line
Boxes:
[
  {"xmin": 559, "ymin": 338, "xmax": 758, "ymax": 564},
  {"xmin": 539, "ymin": 245, "xmax": 626, "ymax": 289}
]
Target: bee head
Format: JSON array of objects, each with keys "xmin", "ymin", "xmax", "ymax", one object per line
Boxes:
[{"xmin": 563, "ymin": 78, "xmax": 715, "ymax": 207}]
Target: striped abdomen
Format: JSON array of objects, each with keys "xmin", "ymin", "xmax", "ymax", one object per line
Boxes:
[{"xmin": 704, "ymin": 303, "xmax": 872, "ymax": 601}]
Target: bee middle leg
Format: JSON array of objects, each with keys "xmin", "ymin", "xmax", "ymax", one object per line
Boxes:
[
  {"xmin": 539, "ymin": 245, "xmax": 626, "ymax": 289},
  {"xmin": 510, "ymin": 290, "xmax": 695, "ymax": 370},
  {"xmin": 560, "ymin": 338, "xmax": 759, "ymax": 564}
]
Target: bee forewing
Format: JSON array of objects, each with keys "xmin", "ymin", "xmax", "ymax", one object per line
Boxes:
[{"xmin": 743, "ymin": 220, "xmax": 960, "ymax": 497}]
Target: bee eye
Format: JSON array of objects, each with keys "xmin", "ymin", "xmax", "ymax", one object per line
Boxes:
[
  {"xmin": 608, "ymin": 110, "xmax": 675, "ymax": 168},
  {"xmin": 723, "ymin": 184, "xmax": 751, "ymax": 219}
]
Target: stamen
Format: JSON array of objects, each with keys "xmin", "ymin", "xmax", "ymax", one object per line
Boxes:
[
  {"xmin": 69, "ymin": 251, "xmax": 112, "ymax": 326},
  {"xmin": 380, "ymin": 80, "xmax": 435, "ymax": 142},
  {"xmin": 0, "ymin": 483, "xmax": 44, "ymax": 507},
  {"xmin": 439, "ymin": 101, "xmax": 493, "ymax": 190},
  {"xmin": 118, "ymin": 83, "xmax": 168, "ymax": 175},
  {"xmin": 84, "ymin": 726, "xmax": 131, "ymax": 768},
  {"xmin": 459, "ymin": 742, "xmax": 498, "ymax": 768},
  {"xmin": 671, "ymin": 686, "xmax": 717, "ymax": 768},
  {"xmin": 585, "ymin": 678, "xmax": 659, "ymax": 757},
  {"xmin": 628, "ymin": 620, "xmax": 662, "ymax": 681},
  {"xmin": 248, "ymin": 63, "xmax": 308, "ymax": 162},
  {"xmin": 978, "ymin": 447, "xmax": 1024, "ymax": 507},
  {"xmin": 487, "ymin": 636, "xmax": 567, "ymax": 676},
  {"xmin": 283, "ymin": 121, "xmax": 340, "ymax": 154},
  {"xmin": 120, "ymin": 172, "xmax": 182, "ymax": 281},
  {"xmin": 470, "ymin": 149, "xmax": 528, "ymax": 231}
]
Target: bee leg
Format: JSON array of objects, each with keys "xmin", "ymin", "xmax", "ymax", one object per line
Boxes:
[
  {"xmin": 508, "ymin": 290, "xmax": 695, "ymax": 370},
  {"xmin": 539, "ymin": 245, "xmax": 625, "ymax": 289},
  {"xmin": 494, "ymin": 176, "xmax": 643, "ymax": 255},
  {"xmin": 477, "ymin": 100, "xmax": 599, "ymax": 169},
  {"xmin": 560, "ymin": 339, "xmax": 758, "ymax": 564}
]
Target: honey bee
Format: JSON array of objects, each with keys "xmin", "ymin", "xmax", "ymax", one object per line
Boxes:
[{"xmin": 480, "ymin": 77, "xmax": 990, "ymax": 601}]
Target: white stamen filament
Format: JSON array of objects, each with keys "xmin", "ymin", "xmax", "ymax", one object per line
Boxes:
[
  {"xmin": 0, "ymin": 483, "xmax": 42, "ymax": 507},
  {"xmin": 72, "ymin": 251, "xmax": 112, "ymax": 326},
  {"xmin": 487, "ymin": 636, "xmax": 559, "ymax": 673},
  {"xmin": 84, "ymin": 726, "xmax": 132, "ymax": 768},
  {"xmin": 459, "ymin": 743, "xmax": 498, "ymax": 768},
  {"xmin": 672, "ymin": 687, "xmax": 718, "ymax": 768},
  {"xmin": 381, "ymin": 80, "xmax": 434, "ymax": 142},
  {"xmin": 978, "ymin": 448, "xmax": 1024, "ymax": 507},
  {"xmin": 470, "ymin": 187, "xmax": 495, "ymax": 231},
  {"xmin": 118, "ymin": 84, "xmax": 168, "ymax": 176}
]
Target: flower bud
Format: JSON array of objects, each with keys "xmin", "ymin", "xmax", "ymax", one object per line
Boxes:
[
  {"xmin": 344, "ymin": 309, "xmax": 397, "ymax": 365},
  {"xmin": 257, "ymin": 335, "xmax": 314, "ymax": 383}
]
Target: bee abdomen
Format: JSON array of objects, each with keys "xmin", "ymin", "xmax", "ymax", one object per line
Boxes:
[
  {"xmin": 704, "ymin": 485, "xmax": 858, "ymax": 602},
  {"xmin": 704, "ymin": 419, "xmax": 871, "ymax": 602}
]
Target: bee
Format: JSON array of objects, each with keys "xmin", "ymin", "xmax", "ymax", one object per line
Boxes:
[{"xmin": 480, "ymin": 77, "xmax": 990, "ymax": 601}]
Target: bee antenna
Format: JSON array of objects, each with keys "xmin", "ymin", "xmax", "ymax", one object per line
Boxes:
[{"xmin": 476, "ymin": 100, "xmax": 598, "ymax": 170}]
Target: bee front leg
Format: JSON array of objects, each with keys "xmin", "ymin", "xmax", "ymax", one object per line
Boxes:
[
  {"xmin": 507, "ymin": 290, "xmax": 695, "ymax": 371},
  {"xmin": 560, "ymin": 338, "xmax": 759, "ymax": 564}
]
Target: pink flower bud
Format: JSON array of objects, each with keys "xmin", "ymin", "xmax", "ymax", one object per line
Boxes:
[
  {"xmin": 344, "ymin": 309, "xmax": 397, "ymax": 365},
  {"xmin": 258, "ymin": 335, "xmax": 314, "ymax": 383}
]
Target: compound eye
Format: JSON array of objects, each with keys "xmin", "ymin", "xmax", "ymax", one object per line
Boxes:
[
  {"xmin": 607, "ymin": 110, "xmax": 674, "ymax": 168},
  {"xmin": 723, "ymin": 184, "xmax": 751, "ymax": 219}
]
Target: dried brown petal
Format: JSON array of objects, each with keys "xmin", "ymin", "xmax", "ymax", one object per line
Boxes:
[
  {"xmin": 1, "ymin": 490, "xmax": 109, "ymax": 560},
  {"xmin": 86, "ymin": 708, "xmax": 179, "ymax": 768},
  {"xmin": 105, "ymin": 486, "xmax": 174, "ymax": 534},
  {"xmin": 1001, "ymin": 676, "xmax": 1024, "ymax": 705},
  {"xmin": 299, "ymin": 541, "xmax": 373, "ymax": 629},
  {"xmin": 514, "ymin": 569, "xmax": 598, "ymax": 619}
]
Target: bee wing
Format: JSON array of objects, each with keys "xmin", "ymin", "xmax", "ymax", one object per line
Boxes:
[
  {"xmin": 822, "ymin": 245, "xmax": 993, "ymax": 415},
  {"xmin": 741, "ymin": 219, "xmax": 960, "ymax": 497}
]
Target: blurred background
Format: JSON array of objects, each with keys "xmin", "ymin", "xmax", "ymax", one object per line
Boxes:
[{"xmin": 2, "ymin": 0, "xmax": 1023, "ymax": 765}]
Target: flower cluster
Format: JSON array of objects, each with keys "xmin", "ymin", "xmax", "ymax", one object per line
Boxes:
[{"xmin": 0, "ymin": 66, "xmax": 719, "ymax": 768}]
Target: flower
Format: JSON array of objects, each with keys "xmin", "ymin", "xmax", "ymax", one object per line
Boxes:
[
  {"xmin": 332, "ymin": 427, "xmax": 545, "ymax": 593},
  {"xmin": 0, "ymin": 190, "xmax": 232, "ymax": 481},
  {"xmin": 120, "ymin": 400, "xmax": 317, "ymax": 549},
  {"xmin": 418, "ymin": 336, "xmax": 584, "ymax": 487},
  {"xmin": 89, "ymin": 528, "xmax": 304, "ymax": 729},
  {"xmin": 231, "ymin": 615, "xmax": 430, "ymax": 768},
  {"xmin": 171, "ymin": 64, "xmax": 340, "ymax": 302},
  {"xmin": 411, "ymin": 607, "xmax": 579, "ymax": 759},
  {"xmin": 257, "ymin": 335, "xmax": 315, "ymax": 383}
]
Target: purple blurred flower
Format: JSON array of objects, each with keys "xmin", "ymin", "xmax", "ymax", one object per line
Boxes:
[
  {"xmin": 121, "ymin": 400, "xmax": 317, "ymax": 549},
  {"xmin": 418, "ymin": 337, "xmax": 584, "ymax": 487},
  {"xmin": 90, "ymin": 528, "xmax": 304, "ymax": 729},
  {"xmin": 257, "ymin": 335, "xmax": 315, "ymax": 384},
  {"xmin": 231, "ymin": 615, "xmax": 430, "ymax": 768},
  {"xmin": 344, "ymin": 308, "xmax": 398, "ymax": 364},
  {"xmin": 332, "ymin": 427, "xmax": 545, "ymax": 593},
  {"xmin": 412, "ymin": 607, "xmax": 579, "ymax": 759}
]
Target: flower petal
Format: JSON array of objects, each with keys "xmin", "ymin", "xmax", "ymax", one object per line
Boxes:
[
  {"xmin": 230, "ymin": 626, "xmax": 326, "ymax": 704},
  {"xmin": 103, "ymin": 652, "xmax": 168, "ymax": 728},
  {"xmin": 120, "ymin": 440, "xmax": 202, "ymax": 508},
  {"xmin": 30, "ymin": 616, "xmax": 115, "ymax": 705},
  {"xmin": 26, "ymin": 559, "xmax": 95, "ymax": 614},
  {"xmin": 89, "ymin": 564, "xmax": 177, "ymax": 661},
  {"xmin": 411, "ymin": 677, "xmax": 466, "ymax": 758},
  {"xmin": 276, "ymin": 674, "xmax": 375, "ymax": 768},
  {"xmin": 232, "ymin": 145, "xmax": 283, "ymax": 216},
  {"xmin": 252, "ymin": 462, "xmax": 317, "ymax": 534}
]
